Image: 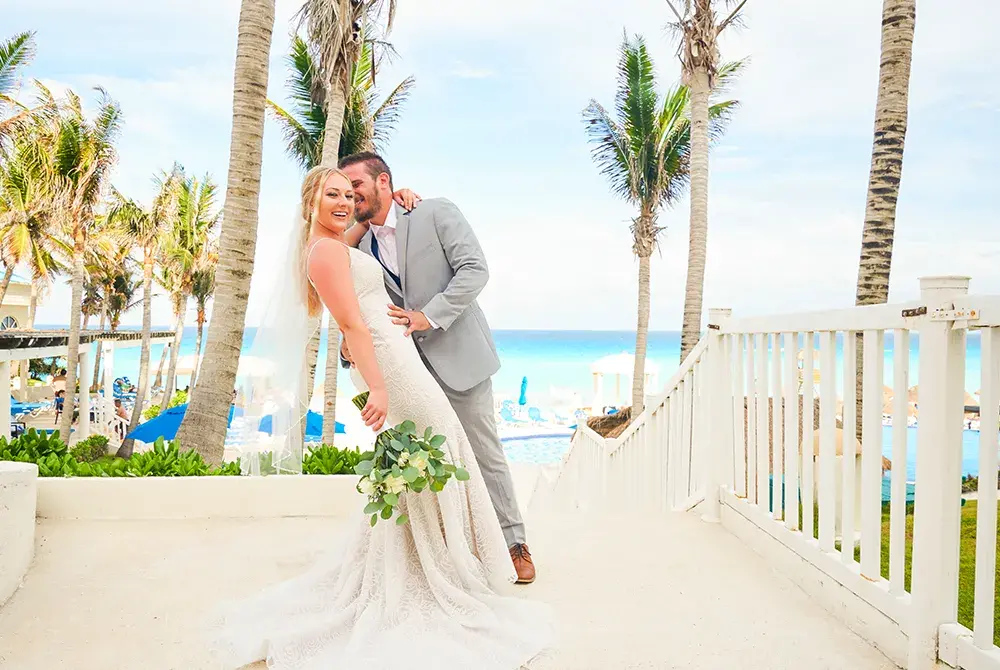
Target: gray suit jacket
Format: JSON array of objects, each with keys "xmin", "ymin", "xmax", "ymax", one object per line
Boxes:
[{"xmin": 356, "ymin": 199, "xmax": 500, "ymax": 393}]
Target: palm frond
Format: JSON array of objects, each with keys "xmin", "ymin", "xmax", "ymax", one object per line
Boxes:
[
  {"xmin": 369, "ymin": 75, "xmax": 414, "ymax": 153},
  {"xmin": 582, "ymin": 100, "xmax": 636, "ymax": 203},
  {"xmin": 0, "ymin": 32, "xmax": 36, "ymax": 96}
]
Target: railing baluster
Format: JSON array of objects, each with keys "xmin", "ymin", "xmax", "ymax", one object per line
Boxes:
[
  {"xmin": 682, "ymin": 370, "xmax": 694, "ymax": 504},
  {"xmin": 803, "ymin": 332, "xmax": 816, "ymax": 540},
  {"xmin": 819, "ymin": 331, "xmax": 837, "ymax": 552},
  {"xmin": 746, "ymin": 335, "xmax": 758, "ymax": 505},
  {"xmin": 670, "ymin": 387, "xmax": 682, "ymax": 510},
  {"xmin": 974, "ymin": 326, "xmax": 999, "ymax": 649},
  {"xmin": 861, "ymin": 329, "xmax": 885, "ymax": 579},
  {"xmin": 889, "ymin": 329, "xmax": 910, "ymax": 595},
  {"xmin": 756, "ymin": 333, "xmax": 769, "ymax": 513},
  {"xmin": 732, "ymin": 334, "xmax": 747, "ymax": 498},
  {"xmin": 784, "ymin": 331, "xmax": 800, "ymax": 530},
  {"xmin": 842, "ymin": 331, "xmax": 858, "ymax": 564},
  {"xmin": 772, "ymin": 333, "xmax": 784, "ymax": 520}
]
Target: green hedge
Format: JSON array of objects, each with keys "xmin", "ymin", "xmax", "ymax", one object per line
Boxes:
[{"xmin": 0, "ymin": 429, "xmax": 363, "ymax": 477}]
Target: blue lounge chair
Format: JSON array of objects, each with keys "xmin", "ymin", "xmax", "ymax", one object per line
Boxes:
[
  {"xmin": 499, "ymin": 407, "xmax": 527, "ymax": 424},
  {"xmin": 528, "ymin": 407, "xmax": 545, "ymax": 423}
]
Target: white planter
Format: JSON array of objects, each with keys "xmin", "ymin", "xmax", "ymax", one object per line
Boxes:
[
  {"xmin": 36, "ymin": 474, "xmax": 364, "ymax": 520},
  {"xmin": 0, "ymin": 462, "xmax": 37, "ymax": 607}
]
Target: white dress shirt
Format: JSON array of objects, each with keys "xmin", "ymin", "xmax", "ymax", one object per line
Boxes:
[
  {"xmin": 369, "ymin": 202, "xmax": 400, "ymax": 276},
  {"xmin": 369, "ymin": 205, "xmax": 438, "ymax": 329}
]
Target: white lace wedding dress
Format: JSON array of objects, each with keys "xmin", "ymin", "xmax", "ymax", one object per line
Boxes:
[{"xmin": 205, "ymin": 242, "xmax": 554, "ymax": 669}]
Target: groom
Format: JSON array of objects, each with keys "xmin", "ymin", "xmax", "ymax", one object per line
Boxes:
[{"xmin": 337, "ymin": 152, "xmax": 536, "ymax": 584}]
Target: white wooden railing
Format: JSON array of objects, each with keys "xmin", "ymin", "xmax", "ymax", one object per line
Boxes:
[
  {"xmin": 548, "ymin": 330, "xmax": 716, "ymax": 514},
  {"xmin": 546, "ymin": 276, "xmax": 1000, "ymax": 670}
]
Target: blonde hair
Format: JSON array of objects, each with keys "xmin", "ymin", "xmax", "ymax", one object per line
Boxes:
[{"xmin": 299, "ymin": 165, "xmax": 351, "ymax": 317}]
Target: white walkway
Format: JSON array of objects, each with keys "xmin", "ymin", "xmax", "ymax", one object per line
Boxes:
[{"xmin": 0, "ymin": 508, "xmax": 895, "ymax": 669}]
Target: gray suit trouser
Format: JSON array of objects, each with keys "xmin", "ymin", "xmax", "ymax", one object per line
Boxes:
[{"xmin": 425, "ymin": 364, "xmax": 526, "ymax": 547}]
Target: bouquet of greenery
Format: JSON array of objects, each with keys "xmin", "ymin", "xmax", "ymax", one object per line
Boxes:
[{"xmin": 352, "ymin": 392, "xmax": 470, "ymax": 526}]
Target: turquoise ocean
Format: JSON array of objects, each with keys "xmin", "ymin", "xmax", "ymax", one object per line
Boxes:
[{"xmin": 36, "ymin": 327, "xmax": 994, "ymax": 478}]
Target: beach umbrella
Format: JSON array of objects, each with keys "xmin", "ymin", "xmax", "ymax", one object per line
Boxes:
[
  {"xmin": 258, "ymin": 410, "xmax": 344, "ymax": 439},
  {"xmin": 126, "ymin": 403, "xmax": 241, "ymax": 442},
  {"xmin": 518, "ymin": 376, "xmax": 528, "ymax": 406}
]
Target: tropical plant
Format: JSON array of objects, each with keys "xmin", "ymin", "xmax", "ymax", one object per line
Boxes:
[
  {"xmin": 159, "ymin": 172, "xmax": 219, "ymax": 410},
  {"xmin": 0, "ymin": 32, "xmax": 41, "ymax": 147},
  {"xmin": 0, "ymin": 130, "xmax": 65, "ymax": 306},
  {"xmin": 665, "ymin": 0, "xmax": 748, "ymax": 361},
  {"xmin": 52, "ymin": 88, "xmax": 123, "ymax": 439},
  {"xmin": 188, "ymin": 239, "xmax": 218, "ymax": 390},
  {"xmin": 174, "ymin": 0, "xmax": 277, "ymax": 465},
  {"xmin": 267, "ymin": 34, "xmax": 414, "ymax": 171},
  {"xmin": 852, "ymin": 0, "xmax": 916, "ymax": 439},
  {"xmin": 294, "ymin": 0, "xmax": 398, "ymax": 445},
  {"xmin": 582, "ymin": 33, "xmax": 737, "ymax": 420},
  {"xmin": 107, "ymin": 164, "xmax": 183, "ymax": 452}
]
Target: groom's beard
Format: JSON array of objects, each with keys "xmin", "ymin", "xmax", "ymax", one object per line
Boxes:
[{"xmin": 356, "ymin": 194, "xmax": 382, "ymax": 224}]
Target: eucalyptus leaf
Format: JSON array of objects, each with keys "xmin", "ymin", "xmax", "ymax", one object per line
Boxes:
[
  {"xmin": 380, "ymin": 505, "xmax": 393, "ymax": 520},
  {"xmin": 395, "ymin": 513, "xmax": 409, "ymax": 525},
  {"xmin": 384, "ymin": 493, "xmax": 398, "ymax": 506},
  {"xmin": 402, "ymin": 466, "xmax": 418, "ymax": 483},
  {"xmin": 429, "ymin": 434, "xmax": 446, "ymax": 448},
  {"xmin": 455, "ymin": 468, "xmax": 470, "ymax": 481}
]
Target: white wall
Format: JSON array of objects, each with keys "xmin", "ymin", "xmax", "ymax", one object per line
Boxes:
[{"xmin": 0, "ymin": 462, "xmax": 37, "ymax": 607}]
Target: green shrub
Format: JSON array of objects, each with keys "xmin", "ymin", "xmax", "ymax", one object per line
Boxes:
[
  {"xmin": 303, "ymin": 444, "xmax": 364, "ymax": 475},
  {"xmin": 142, "ymin": 404, "xmax": 162, "ymax": 421},
  {"xmin": 70, "ymin": 435, "xmax": 110, "ymax": 463}
]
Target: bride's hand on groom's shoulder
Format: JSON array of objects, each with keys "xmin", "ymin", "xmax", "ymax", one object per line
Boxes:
[{"xmin": 392, "ymin": 188, "xmax": 421, "ymax": 212}]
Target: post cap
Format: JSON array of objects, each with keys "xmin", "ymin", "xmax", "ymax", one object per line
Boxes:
[
  {"xmin": 708, "ymin": 308, "xmax": 733, "ymax": 321},
  {"xmin": 919, "ymin": 276, "xmax": 970, "ymax": 299}
]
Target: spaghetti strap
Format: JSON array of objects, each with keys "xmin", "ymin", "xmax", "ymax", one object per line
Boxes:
[{"xmin": 305, "ymin": 238, "xmax": 352, "ymax": 288}]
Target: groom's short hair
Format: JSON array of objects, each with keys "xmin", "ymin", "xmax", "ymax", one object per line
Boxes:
[{"xmin": 339, "ymin": 151, "xmax": 394, "ymax": 190}]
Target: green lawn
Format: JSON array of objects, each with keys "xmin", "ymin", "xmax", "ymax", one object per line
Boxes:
[
  {"xmin": 791, "ymin": 498, "xmax": 999, "ymax": 645},
  {"xmin": 874, "ymin": 500, "xmax": 1000, "ymax": 646}
]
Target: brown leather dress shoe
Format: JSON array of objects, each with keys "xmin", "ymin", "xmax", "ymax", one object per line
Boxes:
[{"xmin": 510, "ymin": 543, "xmax": 535, "ymax": 584}]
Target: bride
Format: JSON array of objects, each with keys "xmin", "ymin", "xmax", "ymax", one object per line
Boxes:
[{"xmin": 205, "ymin": 166, "xmax": 554, "ymax": 669}]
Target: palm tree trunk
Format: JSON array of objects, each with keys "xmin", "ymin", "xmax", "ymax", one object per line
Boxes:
[
  {"xmin": 154, "ymin": 343, "xmax": 169, "ymax": 389},
  {"xmin": 162, "ymin": 302, "xmax": 185, "ymax": 409},
  {"xmin": 60, "ymin": 227, "xmax": 87, "ymax": 439},
  {"xmin": 0, "ymin": 266, "xmax": 14, "ymax": 307},
  {"xmin": 174, "ymin": 0, "xmax": 276, "ymax": 466},
  {"xmin": 118, "ymin": 252, "xmax": 155, "ymax": 458},
  {"xmin": 18, "ymin": 283, "xmax": 38, "ymax": 400},
  {"xmin": 90, "ymin": 301, "xmax": 108, "ymax": 392},
  {"xmin": 320, "ymin": 76, "xmax": 349, "ymax": 446},
  {"xmin": 631, "ymin": 252, "xmax": 652, "ymax": 420},
  {"xmin": 854, "ymin": 0, "xmax": 916, "ymax": 440},
  {"xmin": 190, "ymin": 310, "xmax": 206, "ymax": 390},
  {"xmin": 679, "ymin": 67, "xmax": 712, "ymax": 362}
]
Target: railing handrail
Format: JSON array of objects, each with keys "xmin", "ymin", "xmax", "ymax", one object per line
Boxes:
[
  {"xmin": 721, "ymin": 299, "xmax": 925, "ymax": 334},
  {"xmin": 609, "ymin": 336, "xmax": 711, "ymax": 449}
]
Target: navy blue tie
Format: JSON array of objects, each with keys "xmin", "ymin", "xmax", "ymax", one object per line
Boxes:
[{"xmin": 371, "ymin": 235, "xmax": 401, "ymax": 288}]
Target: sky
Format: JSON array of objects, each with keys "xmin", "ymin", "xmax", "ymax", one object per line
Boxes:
[{"xmin": 8, "ymin": 0, "xmax": 1000, "ymax": 331}]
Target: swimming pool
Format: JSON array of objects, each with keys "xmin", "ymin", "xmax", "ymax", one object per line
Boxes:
[{"xmin": 502, "ymin": 434, "xmax": 572, "ymax": 464}]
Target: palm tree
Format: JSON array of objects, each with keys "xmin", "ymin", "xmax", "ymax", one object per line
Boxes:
[
  {"xmin": 159, "ymin": 173, "xmax": 218, "ymax": 410},
  {"xmin": 0, "ymin": 131, "xmax": 64, "ymax": 306},
  {"xmin": 188, "ymin": 241, "xmax": 218, "ymax": 390},
  {"xmin": 107, "ymin": 166, "xmax": 182, "ymax": 455},
  {"xmin": 853, "ymin": 0, "xmax": 916, "ymax": 439},
  {"xmin": 583, "ymin": 33, "xmax": 736, "ymax": 420},
  {"xmin": 175, "ymin": 0, "xmax": 275, "ymax": 464},
  {"xmin": 267, "ymin": 35, "xmax": 414, "ymax": 171},
  {"xmin": 81, "ymin": 224, "xmax": 123, "ymax": 389},
  {"xmin": 665, "ymin": 0, "xmax": 748, "ymax": 361},
  {"xmin": 295, "ymin": 0, "xmax": 397, "ymax": 445},
  {"xmin": 53, "ymin": 88, "xmax": 122, "ymax": 439}
]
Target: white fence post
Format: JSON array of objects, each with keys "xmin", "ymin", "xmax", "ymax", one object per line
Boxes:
[
  {"xmin": 702, "ymin": 308, "xmax": 733, "ymax": 523},
  {"xmin": 907, "ymin": 276, "xmax": 970, "ymax": 670}
]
